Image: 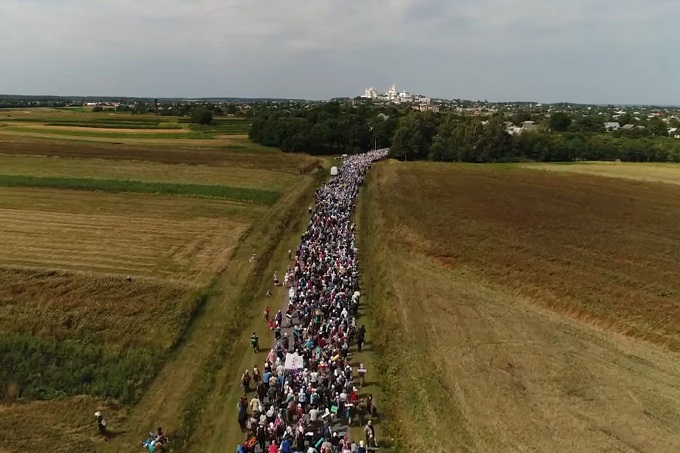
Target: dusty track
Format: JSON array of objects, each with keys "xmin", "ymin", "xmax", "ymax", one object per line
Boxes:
[{"xmin": 98, "ymin": 166, "xmax": 323, "ymax": 453}]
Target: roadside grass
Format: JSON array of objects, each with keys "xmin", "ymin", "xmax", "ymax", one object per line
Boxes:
[
  {"xmin": 97, "ymin": 162, "xmax": 328, "ymax": 453},
  {"xmin": 184, "ymin": 167, "xmax": 327, "ymax": 453},
  {"xmin": 0, "ymin": 174, "xmax": 281, "ymax": 204},
  {"xmin": 359, "ymin": 160, "xmax": 680, "ymax": 452}
]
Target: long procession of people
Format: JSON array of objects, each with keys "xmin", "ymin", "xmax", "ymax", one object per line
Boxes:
[{"xmin": 237, "ymin": 149, "xmax": 389, "ymax": 453}]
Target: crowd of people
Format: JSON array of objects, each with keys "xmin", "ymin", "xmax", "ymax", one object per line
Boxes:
[{"xmin": 236, "ymin": 149, "xmax": 389, "ymax": 453}]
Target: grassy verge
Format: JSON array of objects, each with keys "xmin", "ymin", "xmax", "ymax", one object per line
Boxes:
[
  {"xmin": 356, "ymin": 167, "xmax": 408, "ymax": 452},
  {"xmin": 180, "ymin": 168, "xmax": 326, "ymax": 452},
  {"xmin": 0, "ymin": 175, "xmax": 280, "ymax": 204}
]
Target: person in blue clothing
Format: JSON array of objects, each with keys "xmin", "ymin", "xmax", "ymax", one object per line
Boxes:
[
  {"xmin": 263, "ymin": 369, "xmax": 272, "ymax": 391},
  {"xmin": 281, "ymin": 436, "xmax": 292, "ymax": 453}
]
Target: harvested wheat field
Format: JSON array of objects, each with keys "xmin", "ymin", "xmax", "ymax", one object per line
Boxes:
[
  {"xmin": 0, "ymin": 137, "xmax": 321, "ymax": 171},
  {"xmin": 0, "ymin": 196, "xmax": 248, "ymax": 282},
  {"xmin": 0, "ymin": 113, "xmax": 325, "ymax": 453},
  {"xmin": 0, "ymin": 155, "xmax": 299, "ymax": 192},
  {"xmin": 525, "ymin": 161, "xmax": 680, "ymax": 186},
  {"xmin": 359, "ymin": 160, "xmax": 680, "ymax": 453}
]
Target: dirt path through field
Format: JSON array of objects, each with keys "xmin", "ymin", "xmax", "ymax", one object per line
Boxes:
[
  {"xmin": 188, "ymin": 194, "xmax": 316, "ymax": 453},
  {"xmin": 98, "ymin": 173, "xmax": 321, "ymax": 453}
]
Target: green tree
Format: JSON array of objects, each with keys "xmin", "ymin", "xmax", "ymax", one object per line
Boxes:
[
  {"xmin": 512, "ymin": 112, "xmax": 532, "ymax": 126},
  {"xmin": 91, "ymin": 106, "xmax": 103, "ymax": 112},
  {"xmin": 190, "ymin": 108, "xmax": 213, "ymax": 125},
  {"xmin": 474, "ymin": 116, "xmax": 517, "ymax": 162},
  {"xmin": 549, "ymin": 112, "xmax": 572, "ymax": 132},
  {"xmin": 570, "ymin": 116, "xmax": 604, "ymax": 133},
  {"xmin": 648, "ymin": 117, "xmax": 668, "ymax": 136},
  {"xmin": 617, "ymin": 113, "xmax": 633, "ymax": 125},
  {"xmin": 391, "ymin": 115, "xmax": 427, "ymax": 160},
  {"xmin": 428, "ymin": 117, "xmax": 459, "ymax": 161}
]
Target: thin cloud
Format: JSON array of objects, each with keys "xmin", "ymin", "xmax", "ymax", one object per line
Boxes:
[{"xmin": 0, "ymin": 0, "xmax": 678, "ymax": 103}]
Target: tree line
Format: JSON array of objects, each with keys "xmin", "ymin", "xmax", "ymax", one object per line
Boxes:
[{"xmin": 249, "ymin": 103, "xmax": 680, "ymax": 162}]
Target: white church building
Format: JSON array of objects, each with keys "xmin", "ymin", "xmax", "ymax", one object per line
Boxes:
[{"xmin": 361, "ymin": 84, "xmax": 420, "ymax": 103}]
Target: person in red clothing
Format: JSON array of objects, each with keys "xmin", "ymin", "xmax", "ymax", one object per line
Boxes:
[
  {"xmin": 268, "ymin": 440, "xmax": 278, "ymax": 453},
  {"xmin": 349, "ymin": 387, "xmax": 359, "ymax": 404}
]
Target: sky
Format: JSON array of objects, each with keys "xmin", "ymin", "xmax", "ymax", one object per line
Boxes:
[{"xmin": 0, "ymin": 0, "xmax": 679, "ymax": 104}]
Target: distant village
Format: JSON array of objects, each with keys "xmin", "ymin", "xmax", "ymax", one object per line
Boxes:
[
  {"xmin": 2, "ymin": 91, "xmax": 679, "ymax": 138},
  {"xmin": 360, "ymin": 84, "xmax": 440, "ymax": 113}
]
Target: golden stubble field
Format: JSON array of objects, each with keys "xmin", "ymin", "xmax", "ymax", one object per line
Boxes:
[
  {"xmin": 525, "ymin": 161, "xmax": 680, "ymax": 185},
  {"xmin": 0, "ymin": 115, "xmax": 326, "ymax": 453},
  {"xmin": 359, "ymin": 160, "xmax": 680, "ymax": 452},
  {"xmin": 0, "ymin": 108, "xmax": 253, "ymax": 146}
]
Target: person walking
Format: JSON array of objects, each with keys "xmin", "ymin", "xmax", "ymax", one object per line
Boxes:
[
  {"xmin": 364, "ymin": 420, "xmax": 376, "ymax": 447},
  {"xmin": 256, "ymin": 423, "xmax": 266, "ymax": 452},
  {"xmin": 241, "ymin": 370, "xmax": 251, "ymax": 394},
  {"xmin": 358, "ymin": 363, "xmax": 366, "ymax": 387},
  {"xmin": 229, "ymin": 149, "xmax": 389, "ymax": 451},
  {"xmin": 94, "ymin": 411, "xmax": 106, "ymax": 435}
]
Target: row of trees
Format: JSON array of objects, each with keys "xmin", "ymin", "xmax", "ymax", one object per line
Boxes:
[
  {"xmin": 249, "ymin": 103, "xmax": 680, "ymax": 162},
  {"xmin": 92, "ymin": 104, "xmax": 214, "ymax": 124},
  {"xmin": 249, "ymin": 102, "xmax": 400, "ymax": 154},
  {"xmin": 391, "ymin": 113, "xmax": 680, "ymax": 162}
]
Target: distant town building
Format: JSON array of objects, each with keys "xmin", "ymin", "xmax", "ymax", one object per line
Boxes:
[
  {"xmin": 414, "ymin": 103, "xmax": 440, "ymax": 113},
  {"xmin": 361, "ymin": 83, "xmax": 420, "ymax": 104}
]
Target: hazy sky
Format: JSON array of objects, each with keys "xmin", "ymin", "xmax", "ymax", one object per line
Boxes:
[{"xmin": 1, "ymin": 0, "xmax": 678, "ymax": 104}]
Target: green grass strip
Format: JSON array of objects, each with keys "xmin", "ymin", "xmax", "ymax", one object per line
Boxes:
[
  {"xmin": 3, "ymin": 127, "xmax": 214, "ymax": 139},
  {"xmin": 0, "ymin": 175, "xmax": 280, "ymax": 204},
  {"xmin": 44, "ymin": 122, "xmax": 182, "ymax": 130}
]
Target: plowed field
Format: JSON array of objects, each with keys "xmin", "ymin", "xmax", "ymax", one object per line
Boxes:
[{"xmin": 359, "ymin": 161, "xmax": 680, "ymax": 452}]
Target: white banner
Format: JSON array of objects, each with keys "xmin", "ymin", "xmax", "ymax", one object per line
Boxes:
[{"xmin": 284, "ymin": 352, "xmax": 305, "ymax": 370}]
